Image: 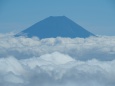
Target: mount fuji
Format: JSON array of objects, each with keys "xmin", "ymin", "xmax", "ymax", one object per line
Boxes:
[{"xmin": 15, "ymin": 16, "xmax": 95, "ymax": 38}]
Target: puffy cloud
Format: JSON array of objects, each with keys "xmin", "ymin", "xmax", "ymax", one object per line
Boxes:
[
  {"xmin": 0, "ymin": 34, "xmax": 115, "ymax": 60},
  {"xmin": 0, "ymin": 53, "xmax": 115, "ymax": 86},
  {"xmin": 0, "ymin": 33, "xmax": 115, "ymax": 86}
]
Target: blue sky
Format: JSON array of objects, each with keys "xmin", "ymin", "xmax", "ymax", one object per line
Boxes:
[{"xmin": 0, "ymin": 0, "xmax": 115, "ymax": 35}]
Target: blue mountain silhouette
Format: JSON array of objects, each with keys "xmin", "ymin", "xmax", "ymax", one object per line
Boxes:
[{"xmin": 15, "ymin": 16, "xmax": 95, "ymax": 38}]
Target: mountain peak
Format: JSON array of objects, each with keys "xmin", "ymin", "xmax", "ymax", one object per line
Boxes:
[
  {"xmin": 49, "ymin": 16, "xmax": 66, "ymax": 18},
  {"xmin": 45, "ymin": 16, "xmax": 70, "ymax": 21},
  {"xmin": 15, "ymin": 16, "xmax": 95, "ymax": 38}
]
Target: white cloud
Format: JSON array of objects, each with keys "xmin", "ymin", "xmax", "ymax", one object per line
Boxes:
[
  {"xmin": 0, "ymin": 33, "xmax": 115, "ymax": 86},
  {"xmin": 0, "ymin": 34, "xmax": 115, "ymax": 60}
]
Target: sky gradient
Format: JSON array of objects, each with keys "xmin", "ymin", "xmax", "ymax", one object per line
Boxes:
[{"xmin": 0, "ymin": 0, "xmax": 115, "ymax": 35}]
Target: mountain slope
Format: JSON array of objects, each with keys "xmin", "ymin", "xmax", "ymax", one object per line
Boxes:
[{"xmin": 15, "ymin": 16, "xmax": 95, "ymax": 38}]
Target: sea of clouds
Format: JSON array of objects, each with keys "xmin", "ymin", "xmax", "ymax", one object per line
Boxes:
[{"xmin": 0, "ymin": 33, "xmax": 115, "ymax": 86}]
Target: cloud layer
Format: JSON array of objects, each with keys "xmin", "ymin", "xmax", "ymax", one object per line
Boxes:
[{"xmin": 0, "ymin": 33, "xmax": 115, "ymax": 86}]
